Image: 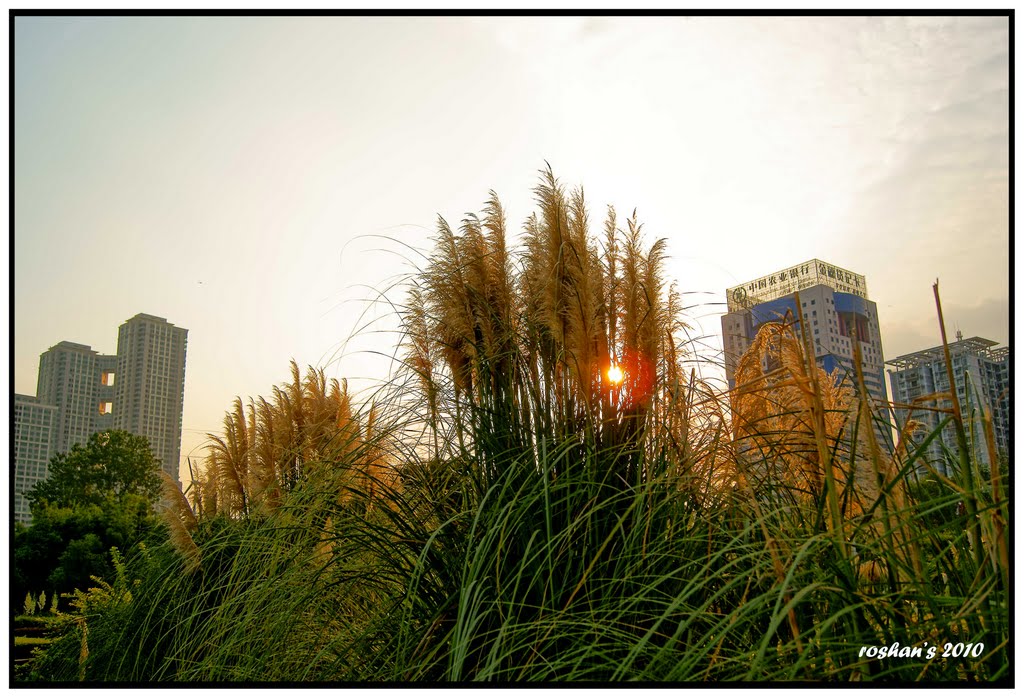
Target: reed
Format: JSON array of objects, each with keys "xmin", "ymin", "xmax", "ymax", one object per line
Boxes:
[{"xmin": 25, "ymin": 170, "xmax": 1008, "ymax": 684}]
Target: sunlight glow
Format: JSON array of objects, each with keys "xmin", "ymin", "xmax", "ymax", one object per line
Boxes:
[{"xmin": 606, "ymin": 364, "xmax": 624, "ymax": 385}]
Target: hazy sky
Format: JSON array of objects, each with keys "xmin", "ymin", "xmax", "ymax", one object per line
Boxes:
[{"xmin": 13, "ymin": 16, "xmax": 1010, "ymax": 480}]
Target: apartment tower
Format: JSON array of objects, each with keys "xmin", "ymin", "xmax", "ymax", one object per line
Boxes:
[
  {"xmin": 113, "ymin": 314, "xmax": 188, "ymax": 485},
  {"xmin": 36, "ymin": 341, "xmax": 118, "ymax": 454},
  {"xmin": 14, "ymin": 314, "xmax": 188, "ymax": 523},
  {"xmin": 13, "ymin": 395, "xmax": 57, "ymax": 525},
  {"xmin": 887, "ymin": 335, "xmax": 1009, "ymax": 475}
]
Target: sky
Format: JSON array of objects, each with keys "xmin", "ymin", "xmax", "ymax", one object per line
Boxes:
[{"xmin": 12, "ymin": 15, "xmax": 1011, "ymax": 481}]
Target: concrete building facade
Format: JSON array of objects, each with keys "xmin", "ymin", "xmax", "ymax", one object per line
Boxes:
[
  {"xmin": 36, "ymin": 342, "xmax": 118, "ymax": 454},
  {"xmin": 13, "ymin": 395, "xmax": 57, "ymax": 525},
  {"xmin": 14, "ymin": 314, "xmax": 188, "ymax": 523},
  {"xmin": 721, "ymin": 259, "xmax": 887, "ymax": 407},
  {"xmin": 113, "ymin": 314, "xmax": 188, "ymax": 485},
  {"xmin": 887, "ymin": 335, "xmax": 1009, "ymax": 475},
  {"xmin": 95, "ymin": 353, "xmax": 118, "ymax": 433}
]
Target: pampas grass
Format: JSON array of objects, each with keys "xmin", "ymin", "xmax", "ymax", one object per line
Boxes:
[{"xmin": 25, "ymin": 169, "xmax": 1009, "ymax": 685}]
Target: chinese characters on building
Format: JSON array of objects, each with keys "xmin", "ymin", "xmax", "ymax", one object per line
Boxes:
[{"xmin": 726, "ymin": 259, "xmax": 867, "ymax": 311}]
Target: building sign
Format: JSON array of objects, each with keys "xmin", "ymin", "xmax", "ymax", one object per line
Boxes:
[{"xmin": 726, "ymin": 259, "xmax": 868, "ymax": 311}]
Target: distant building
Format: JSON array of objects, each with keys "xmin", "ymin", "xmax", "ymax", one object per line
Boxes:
[
  {"xmin": 36, "ymin": 341, "xmax": 118, "ymax": 454},
  {"xmin": 721, "ymin": 259, "xmax": 888, "ymax": 408},
  {"xmin": 113, "ymin": 314, "xmax": 189, "ymax": 485},
  {"xmin": 887, "ymin": 335, "xmax": 1009, "ymax": 475},
  {"xmin": 14, "ymin": 314, "xmax": 188, "ymax": 523},
  {"xmin": 13, "ymin": 395, "xmax": 57, "ymax": 525}
]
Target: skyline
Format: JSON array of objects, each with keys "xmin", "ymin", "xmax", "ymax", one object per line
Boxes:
[{"xmin": 13, "ymin": 15, "xmax": 1010, "ymax": 481}]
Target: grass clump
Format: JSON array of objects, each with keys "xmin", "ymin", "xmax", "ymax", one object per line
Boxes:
[{"xmin": 23, "ymin": 168, "xmax": 1009, "ymax": 684}]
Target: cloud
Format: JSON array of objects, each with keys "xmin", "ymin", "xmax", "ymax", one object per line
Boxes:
[
  {"xmin": 943, "ymin": 296, "xmax": 1011, "ymax": 345},
  {"xmin": 882, "ymin": 295, "xmax": 1009, "ymax": 361},
  {"xmin": 835, "ymin": 16, "xmax": 1009, "ymax": 314}
]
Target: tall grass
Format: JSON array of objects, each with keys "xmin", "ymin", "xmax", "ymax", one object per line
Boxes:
[{"xmin": 26, "ymin": 169, "xmax": 1009, "ymax": 684}]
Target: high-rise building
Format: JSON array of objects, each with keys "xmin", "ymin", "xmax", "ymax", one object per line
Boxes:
[
  {"xmin": 721, "ymin": 259, "xmax": 887, "ymax": 407},
  {"xmin": 14, "ymin": 314, "xmax": 188, "ymax": 523},
  {"xmin": 887, "ymin": 335, "xmax": 1009, "ymax": 475},
  {"xmin": 36, "ymin": 342, "xmax": 117, "ymax": 454},
  {"xmin": 113, "ymin": 314, "xmax": 188, "ymax": 485},
  {"xmin": 13, "ymin": 395, "xmax": 57, "ymax": 525}
]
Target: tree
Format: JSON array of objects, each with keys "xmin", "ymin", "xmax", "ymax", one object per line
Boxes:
[
  {"xmin": 14, "ymin": 431, "xmax": 164, "ymax": 611},
  {"xmin": 27, "ymin": 430, "xmax": 162, "ymax": 511}
]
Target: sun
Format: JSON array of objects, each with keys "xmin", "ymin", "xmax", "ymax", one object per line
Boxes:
[{"xmin": 606, "ymin": 364, "xmax": 624, "ymax": 386}]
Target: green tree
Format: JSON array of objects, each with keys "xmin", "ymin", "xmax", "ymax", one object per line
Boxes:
[
  {"xmin": 28, "ymin": 430, "xmax": 162, "ymax": 510},
  {"xmin": 14, "ymin": 431, "xmax": 164, "ymax": 612}
]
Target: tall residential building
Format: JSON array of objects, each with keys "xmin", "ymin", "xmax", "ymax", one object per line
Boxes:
[
  {"xmin": 113, "ymin": 314, "xmax": 188, "ymax": 485},
  {"xmin": 36, "ymin": 341, "xmax": 118, "ymax": 454},
  {"xmin": 887, "ymin": 335, "xmax": 1009, "ymax": 475},
  {"xmin": 721, "ymin": 259, "xmax": 888, "ymax": 408},
  {"xmin": 13, "ymin": 395, "xmax": 57, "ymax": 525},
  {"xmin": 14, "ymin": 314, "xmax": 188, "ymax": 523}
]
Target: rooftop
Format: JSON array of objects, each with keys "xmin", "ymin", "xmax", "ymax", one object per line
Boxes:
[
  {"xmin": 886, "ymin": 336, "xmax": 1008, "ymax": 371},
  {"xmin": 125, "ymin": 313, "xmax": 170, "ymax": 324},
  {"xmin": 121, "ymin": 313, "xmax": 187, "ymax": 332},
  {"xmin": 726, "ymin": 259, "xmax": 868, "ymax": 312},
  {"xmin": 47, "ymin": 341, "xmax": 96, "ymax": 353}
]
